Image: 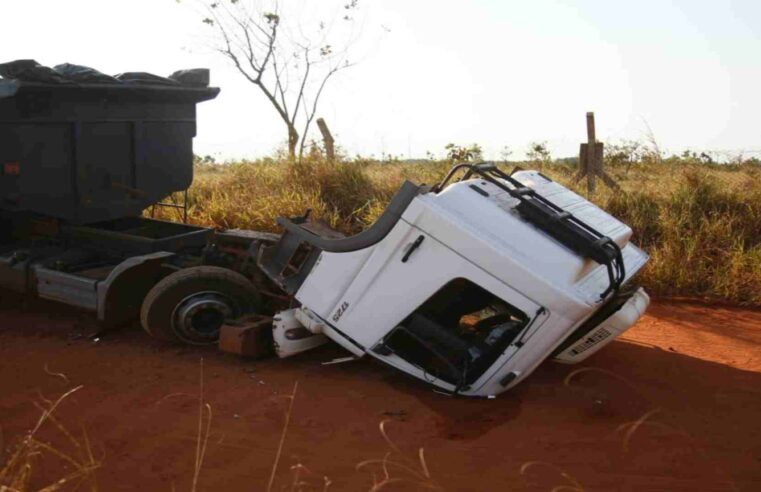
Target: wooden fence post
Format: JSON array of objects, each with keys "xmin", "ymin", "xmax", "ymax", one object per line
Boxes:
[
  {"xmin": 316, "ymin": 118, "xmax": 335, "ymax": 161},
  {"xmin": 574, "ymin": 112, "xmax": 619, "ymax": 194},
  {"xmin": 586, "ymin": 112, "xmax": 597, "ymax": 194}
]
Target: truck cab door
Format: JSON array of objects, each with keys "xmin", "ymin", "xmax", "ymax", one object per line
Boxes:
[{"xmin": 328, "ymin": 224, "xmax": 543, "ymax": 393}]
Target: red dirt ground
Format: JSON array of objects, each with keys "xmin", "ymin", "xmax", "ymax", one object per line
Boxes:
[{"xmin": 1, "ymin": 294, "xmax": 759, "ymax": 492}]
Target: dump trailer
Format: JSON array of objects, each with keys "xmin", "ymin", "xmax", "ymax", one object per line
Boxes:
[
  {"xmin": 0, "ymin": 65, "xmax": 649, "ymax": 397},
  {"xmin": 0, "ymin": 64, "xmax": 272, "ymax": 330}
]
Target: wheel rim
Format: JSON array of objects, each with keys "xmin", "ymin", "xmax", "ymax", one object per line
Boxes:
[{"xmin": 172, "ymin": 291, "xmax": 236, "ymax": 344}]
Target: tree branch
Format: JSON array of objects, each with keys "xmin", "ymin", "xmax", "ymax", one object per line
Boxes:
[{"xmin": 192, "ymin": 0, "xmax": 362, "ymax": 158}]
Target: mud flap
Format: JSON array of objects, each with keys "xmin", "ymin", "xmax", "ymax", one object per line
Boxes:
[{"xmin": 96, "ymin": 251, "xmax": 174, "ymax": 327}]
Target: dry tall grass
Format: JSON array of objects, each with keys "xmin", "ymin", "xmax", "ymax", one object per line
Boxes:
[
  {"xmin": 153, "ymin": 155, "xmax": 761, "ymax": 306},
  {"xmin": 0, "ymin": 386, "xmax": 99, "ymax": 492}
]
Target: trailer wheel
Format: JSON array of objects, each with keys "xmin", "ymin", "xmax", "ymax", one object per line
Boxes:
[{"xmin": 140, "ymin": 266, "xmax": 261, "ymax": 345}]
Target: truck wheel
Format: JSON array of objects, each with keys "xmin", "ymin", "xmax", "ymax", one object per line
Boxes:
[{"xmin": 140, "ymin": 266, "xmax": 261, "ymax": 345}]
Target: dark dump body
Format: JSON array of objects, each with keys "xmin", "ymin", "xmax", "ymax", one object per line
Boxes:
[{"xmin": 0, "ymin": 71, "xmax": 219, "ymax": 224}]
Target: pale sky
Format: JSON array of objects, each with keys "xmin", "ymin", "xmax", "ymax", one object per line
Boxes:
[{"xmin": 3, "ymin": 0, "xmax": 760, "ymax": 160}]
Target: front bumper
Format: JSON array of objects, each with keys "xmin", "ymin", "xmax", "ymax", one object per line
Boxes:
[{"xmin": 553, "ymin": 287, "xmax": 650, "ymax": 364}]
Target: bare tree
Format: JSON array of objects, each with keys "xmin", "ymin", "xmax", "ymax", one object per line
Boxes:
[{"xmin": 190, "ymin": 0, "xmax": 360, "ymax": 159}]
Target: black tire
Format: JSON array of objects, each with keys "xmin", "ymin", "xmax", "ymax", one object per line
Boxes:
[{"xmin": 140, "ymin": 266, "xmax": 261, "ymax": 345}]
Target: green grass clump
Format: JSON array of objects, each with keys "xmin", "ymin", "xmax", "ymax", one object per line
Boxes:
[
  {"xmin": 603, "ymin": 168, "xmax": 761, "ymax": 304},
  {"xmin": 154, "ymin": 156, "xmax": 761, "ymax": 306}
]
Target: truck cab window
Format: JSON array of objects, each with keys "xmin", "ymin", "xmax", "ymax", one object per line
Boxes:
[{"xmin": 380, "ymin": 278, "xmax": 528, "ymax": 388}]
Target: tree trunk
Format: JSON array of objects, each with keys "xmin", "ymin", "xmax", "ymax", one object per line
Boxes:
[{"xmin": 287, "ymin": 126, "xmax": 299, "ymax": 159}]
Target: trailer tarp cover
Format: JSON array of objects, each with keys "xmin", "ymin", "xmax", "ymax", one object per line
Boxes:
[
  {"xmin": 0, "ymin": 60, "xmax": 211, "ymax": 88},
  {"xmin": 0, "ymin": 60, "xmax": 217, "ymax": 103}
]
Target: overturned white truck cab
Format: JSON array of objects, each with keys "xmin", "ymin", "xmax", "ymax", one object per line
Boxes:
[{"xmin": 257, "ymin": 163, "xmax": 649, "ymax": 397}]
